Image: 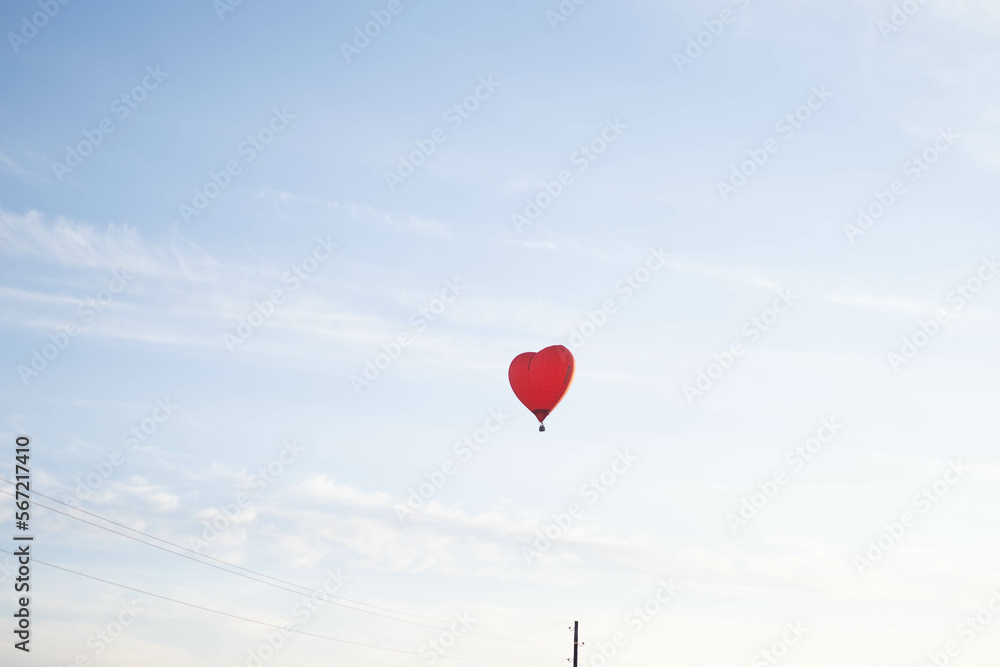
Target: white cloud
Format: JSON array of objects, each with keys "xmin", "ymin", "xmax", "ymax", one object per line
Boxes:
[
  {"xmin": 0, "ymin": 207, "xmax": 219, "ymax": 280},
  {"xmin": 254, "ymin": 189, "xmax": 453, "ymax": 238},
  {"xmin": 0, "ymin": 148, "xmax": 33, "ymax": 178}
]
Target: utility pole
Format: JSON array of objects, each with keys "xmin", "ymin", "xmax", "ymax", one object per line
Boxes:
[{"xmin": 572, "ymin": 620, "xmax": 579, "ymax": 667}]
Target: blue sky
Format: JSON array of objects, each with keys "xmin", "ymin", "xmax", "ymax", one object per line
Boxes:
[{"xmin": 2, "ymin": 0, "xmax": 1000, "ymax": 665}]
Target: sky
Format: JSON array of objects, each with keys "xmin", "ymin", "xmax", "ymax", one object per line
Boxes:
[{"xmin": 1, "ymin": 0, "xmax": 1000, "ymax": 665}]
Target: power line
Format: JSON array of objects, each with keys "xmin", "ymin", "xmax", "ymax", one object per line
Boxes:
[
  {"xmin": 0, "ymin": 488, "xmax": 552, "ymax": 644},
  {"xmin": 0, "ymin": 478, "xmax": 557, "ymax": 637},
  {"xmin": 0, "ymin": 549, "xmax": 551, "ymax": 663},
  {"xmin": 0, "ymin": 477, "xmax": 461, "ymax": 624},
  {"xmin": 0, "ymin": 488, "xmax": 463, "ymax": 632}
]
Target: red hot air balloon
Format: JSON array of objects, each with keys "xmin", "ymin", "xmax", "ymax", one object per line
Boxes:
[{"xmin": 508, "ymin": 345, "xmax": 575, "ymax": 432}]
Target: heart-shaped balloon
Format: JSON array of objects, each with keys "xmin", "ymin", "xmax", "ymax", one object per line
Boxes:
[{"xmin": 508, "ymin": 345, "xmax": 575, "ymax": 431}]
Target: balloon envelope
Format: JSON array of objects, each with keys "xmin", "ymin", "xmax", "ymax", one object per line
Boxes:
[{"xmin": 508, "ymin": 345, "xmax": 575, "ymax": 428}]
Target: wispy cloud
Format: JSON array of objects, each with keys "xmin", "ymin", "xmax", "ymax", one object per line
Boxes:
[
  {"xmin": 254, "ymin": 189, "xmax": 453, "ymax": 238},
  {"xmin": 0, "ymin": 208, "xmax": 220, "ymax": 280},
  {"xmin": 0, "ymin": 148, "xmax": 34, "ymax": 178}
]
